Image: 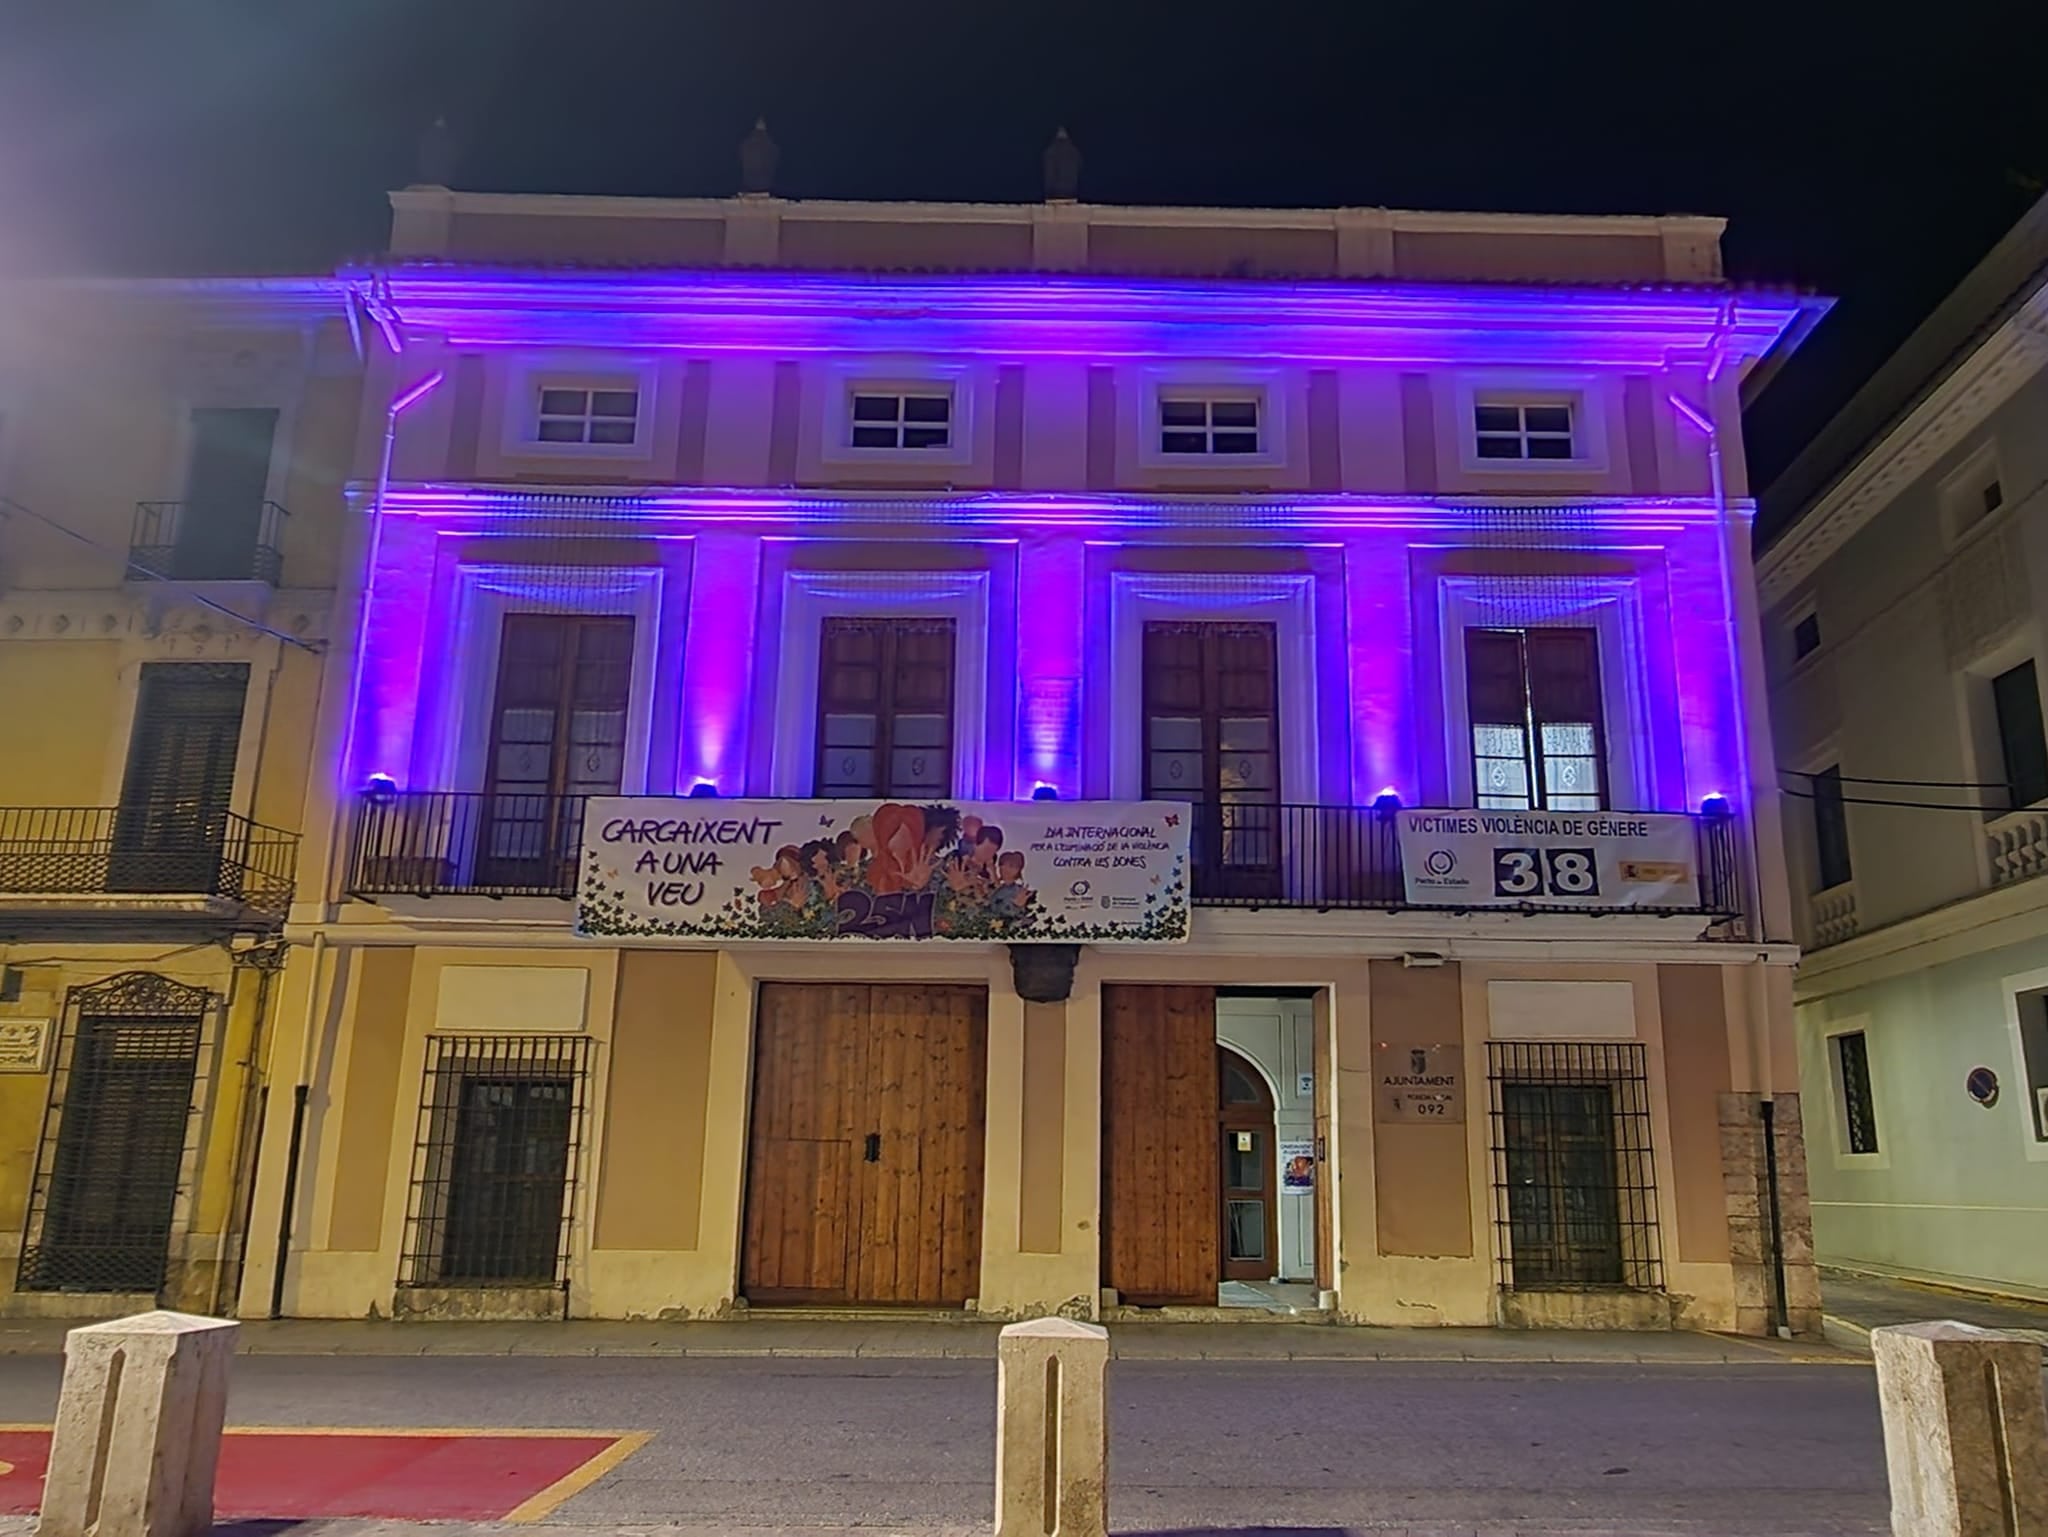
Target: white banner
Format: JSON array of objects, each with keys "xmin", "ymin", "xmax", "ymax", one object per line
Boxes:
[
  {"xmin": 578, "ymin": 798, "xmax": 1192, "ymax": 942},
  {"xmin": 1397, "ymin": 809, "xmax": 1701, "ymax": 909}
]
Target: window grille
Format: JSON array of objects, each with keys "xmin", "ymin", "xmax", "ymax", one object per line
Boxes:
[
  {"xmin": 1487, "ymin": 1040, "xmax": 1661, "ymax": 1291},
  {"xmin": 1832, "ymin": 1031, "xmax": 1879, "ymax": 1155},
  {"xmin": 399, "ymin": 1033, "xmax": 594, "ymax": 1289},
  {"xmin": 17, "ymin": 972, "xmax": 213, "ymax": 1295}
]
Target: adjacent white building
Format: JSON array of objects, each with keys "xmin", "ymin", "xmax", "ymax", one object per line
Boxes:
[{"xmin": 1759, "ymin": 192, "xmax": 2048, "ymax": 1301}]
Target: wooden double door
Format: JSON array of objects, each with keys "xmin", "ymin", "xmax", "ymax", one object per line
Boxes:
[{"xmin": 743, "ymin": 983, "xmax": 988, "ymax": 1306}]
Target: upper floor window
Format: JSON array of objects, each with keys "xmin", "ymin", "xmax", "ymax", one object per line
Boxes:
[
  {"xmin": 1940, "ymin": 443, "xmax": 2004, "ymax": 544},
  {"xmin": 1466, "ymin": 628, "xmax": 1606, "ymax": 812},
  {"xmin": 535, "ymin": 385, "xmax": 639, "ymax": 446},
  {"xmin": 850, "ymin": 390, "xmax": 952, "ymax": 451},
  {"xmin": 1991, "ymin": 660, "xmax": 2048, "ymax": 812},
  {"xmin": 815, "ymin": 618, "xmax": 956, "ymax": 798},
  {"xmin": 1792, "ymin": 611, "xmax": 1822, "ymax": 661},
  {"xmin": 1811, "ymin": 764, "xmax": 1852, "ymax": 890},
  {"xmin": 1474, "ymin": 399, "xmax": 1576, "ymax": 461},
  {"xmin": 481, "ymin": 614, "xmax": 633, "ymax": 884},
  {"xmin": 1144, "ymin": 621, "xmax": 1280, "ymax": 895},
  {"xmin": 1159, "ymin": 393, "xmax": 1262, "ymax": 456}
]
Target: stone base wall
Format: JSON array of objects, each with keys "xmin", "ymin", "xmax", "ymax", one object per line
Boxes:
[{"xmin": 1719, "ymin": 1090, "xmax": 1823, "ymax": 1337}]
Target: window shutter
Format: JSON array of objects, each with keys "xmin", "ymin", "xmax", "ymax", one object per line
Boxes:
[
  {"xmin": 1526, "ymin": 629, "xmax": 1602, "ymax": 726},
  {"xmin": 1465, "ymin": 631, "xmax": 1528, "ymax": 725}
]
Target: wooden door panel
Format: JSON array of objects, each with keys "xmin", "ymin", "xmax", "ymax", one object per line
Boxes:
[
  {"xmin": 858, "ymin": 984, "xmax": 985, "ymax": 1306},
  {"xmin": 1102, "ymin": 984, "xmax": 1219, "ymax": 1305},
  {"xmin": 744, "ymin": 983, "xmax": 986, "ymax": 1308},
  {"xmin": 743, "ymin": 984, "xmax": 867, "ymax": 1302}
]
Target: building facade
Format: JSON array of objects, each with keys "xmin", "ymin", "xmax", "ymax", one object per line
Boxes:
[
  {"xmin": 205, "ymin": 179, "xmax": 1826, "ymax": 1332},
  {"xmin": 0, "ymin": 183, "xmax": 1802, "ymax": 1336},
  {"xmin": 0, "ymin": 280, "xmax": 360, "ymax": 1315},
  {"xmin": 1759, "ymin": 194, "xmax": 2048, "ymax": 1301}
]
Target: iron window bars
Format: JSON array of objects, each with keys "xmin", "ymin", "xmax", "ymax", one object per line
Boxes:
[
  {"xmin": 17, "ymin": 972, "xmax": 215, "ymax": 1295},
  {"xmin": 398, "ymin": 1033, "xmax": 595, "ymax": 1290},
  {"xmin": 1487, "ymin": 1039, "xmax": 1662, "ymax": 1292}
]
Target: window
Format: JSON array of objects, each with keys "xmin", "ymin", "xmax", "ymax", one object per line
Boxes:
[
  {"xmin": 1830, "ymin": 1030, "xmax": 1879, "ymax": 1155},
  {"xmin": 401, "ymin": 1033, "xmax": 593, "ymax": 1288},
  {"xmin": 1465, "ymin": 628, "xmax": 1606, "ymax": 811},
  {"xmin": 815, "ymin": 618, "xmax": 956, "ymax": 798},
  {"xmin": 112, "ymin": 662, "xmax": 250, "ymax": 894},
  {"xmin": 1159, "ymin": 394, "xmax": 1262, "ymax": 456},
  {"xmin": 1811, "ymin": 764, "xmax": 1853, "ymax": 890},
  {"xmin": 535, "ymin": 386, "xmax": 638, "ymax": 446},
  {"xmin": 1792, "ymin": 612, "xmax": 1822, "ymax": 661},
  {"xmin": 1487, "ymin": 1041, "xmax": 1660, "ymax": 1291},
  {"xmin": 1940, "ymin": 445, "xmax": 2005, "ymax": 543},
  {"xmin": 849, "ymin": 390, "xmax": 952, "ymax": 450},
  {"xmin": 1143, "ymin": 621, "xmax": 1280, "ymax": 891},
  {"xmin": 1475, "ymin": 399, "xmax": 1576, "ymax": 461},
  {"xmin": 2018, "ymin": 994, "xmax": 2048, "ymax": 1142},
  {"xmin": 1992, "ymin": 661, "xmax": 2048, "ymax": 811},
  {"xmin": 481, "ymin": 615, "xmax": 633, "ymax": 886}
]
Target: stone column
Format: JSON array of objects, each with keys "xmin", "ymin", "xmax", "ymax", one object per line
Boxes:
[
  {"xmin": 995, "ymin": 1317, "xmax": 1109, "ymax": 1537},
  {"xmin": 1872, "ymin": 1320, "xmax": 2048, "ymax": 1537},
  {"xmin": 40, "ymin": 1310, "xmax": 239, "ymax": 1537}
]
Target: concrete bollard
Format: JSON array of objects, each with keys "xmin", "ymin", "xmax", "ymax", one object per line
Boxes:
[
  {"xmin": 994, "ymin": 1317, "xmax": 1109, "ymax": 1537},
  {"xmin": 1871, "ymin": 1320, "xmax": 2048, "ymax": 1537},
  {"xmin": 39, "ymin": 1310, "xmax": 239, "ymax": 1537}
]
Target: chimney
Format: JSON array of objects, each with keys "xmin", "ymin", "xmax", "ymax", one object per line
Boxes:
[
  {"xmin": 413, "ymin": 115, "xmax": 459, "ymax": 189},
  {"xmin": 1043, "ymin": 127, "xmax": 1081, "ymax": 202},
  {"xmin": 738, "ymin": 118, "xmax": 780, "ymax": 197}
]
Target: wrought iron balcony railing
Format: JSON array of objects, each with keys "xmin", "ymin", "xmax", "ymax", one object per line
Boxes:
[
  {"xmin": 0, "ymin": 805, "xmax": 299, "ymax": 919},
  {"xmin": 348, "ymin": 791, "xmax": 1742, "ymax": 919},
  {"xmin": 129, "ymin": 500, "xmax": 289, "ymax": 585}
]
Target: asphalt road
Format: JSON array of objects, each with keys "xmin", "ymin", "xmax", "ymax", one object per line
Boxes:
[{"xmin": 0, "ymin": 1353, "xmax": 1889, "ymax": 1533}]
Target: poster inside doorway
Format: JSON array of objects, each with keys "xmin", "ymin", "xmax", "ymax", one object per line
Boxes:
[
  {"xmin": 579, "ymin": 797, "xmax": 1192, "ymax": 942},
  {"xmin": 1280, "ymin": 1140, "xmax": 1315, "ymax": 1193}
]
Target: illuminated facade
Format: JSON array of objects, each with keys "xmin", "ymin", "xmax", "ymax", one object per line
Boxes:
[{"xmin": 235, "ymin": 189, "xmax": 1827, "ymax": 1331}]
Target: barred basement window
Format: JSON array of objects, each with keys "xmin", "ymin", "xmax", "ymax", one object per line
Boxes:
[
  {"xmin": 1487, "ymin": 1040, "xmax": 1661, "ymax": 1291},
  {"xmin": 400, "ymin": 1034, "xmax": 593, "ymax": 1288}
]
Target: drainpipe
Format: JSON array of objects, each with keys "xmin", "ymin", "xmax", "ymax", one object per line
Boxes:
[
  {"xmin": 270, "ymin": 323, "xmax": 443, "ymax": 1320},
  {"xmin": 1669, "ymin": 367, "xmax": 1793, "ymax": 1336}
]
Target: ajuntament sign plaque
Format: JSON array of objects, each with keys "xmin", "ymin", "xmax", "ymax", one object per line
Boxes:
[{"xmin": 1375, "ymin": 1040, "xmax": 1464, "ymax": 1124}]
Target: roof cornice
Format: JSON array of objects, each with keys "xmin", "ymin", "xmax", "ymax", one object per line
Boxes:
[
  {"xmin": 349, "ymin": 264, "xmax": 1805, "ymax": 369},
  {"xmin": 1756, "ymin": 282, "xmax": 2048, "ymax": 606}
]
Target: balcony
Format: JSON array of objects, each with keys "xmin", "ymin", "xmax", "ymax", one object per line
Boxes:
[
  {"xmin": 128, "ymin": 500, "xmax": 289, "ymax": 586},
  {"xmin": 1808, "ymin": 881, "xmax": 1859, "ymax": 948},
  {"xmin": 348, "ymin": 791, "xmax": 1742, "ymax": 919},
  {"xmin": 0, "ymin": 805, "xmax": 298, "ymax": 933}
]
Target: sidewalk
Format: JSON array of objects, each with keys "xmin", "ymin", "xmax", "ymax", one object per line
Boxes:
[
  {"xmin": 0, "ymin": 1312, "xmax": 1849, "ymax": 1366},
  {"xmin": 0, "ymin": 1523, "xmax": 1888, "ymax": 1537},
  {"xmin": 1820, "ymin": 1265, "xmax": 2048, "ymax": 1355}
]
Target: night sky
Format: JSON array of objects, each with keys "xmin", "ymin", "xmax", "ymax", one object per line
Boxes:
[{"xmin": 3, "ymin": 0, "xmax": 2042, "ymax": 516}]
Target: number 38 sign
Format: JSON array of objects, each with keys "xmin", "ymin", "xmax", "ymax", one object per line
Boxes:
[
  {"xmin": 1493, "ymin": 846, "xmax": 1599, "ymax": 899},
  {"xmin": 1398, "ymin": 811, "xmax": 1701, "ymax": 910}
]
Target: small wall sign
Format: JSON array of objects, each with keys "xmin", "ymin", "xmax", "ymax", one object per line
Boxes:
[
  {"xmin": 1296, "ymin": 1071, "xmax": 1315, "ymax": 1099},
  {"xmin": 1966, "ymin": 1066, "xmax": 2000, "ymax": 1108},
  {"xmin": 0, "ymin": 1019, "xmax": 53, "ymax": 1073},
  {"xmin": 1375, "ymin": 1040, "xmax": 1464, "ymax": 1123}
]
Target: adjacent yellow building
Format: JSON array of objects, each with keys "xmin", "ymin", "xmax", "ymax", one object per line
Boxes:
[{"xmin": 0, "ymin": 279, "xmax": 359, "ymax": 1317}]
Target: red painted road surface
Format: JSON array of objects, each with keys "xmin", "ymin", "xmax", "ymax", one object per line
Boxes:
[{"xmin": 0, "ymin": 1429, "xmax": 633, "ymax": 1519}]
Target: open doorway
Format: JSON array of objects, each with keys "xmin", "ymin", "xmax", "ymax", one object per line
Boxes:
[
  {"xmin": 1217, "ymin": 994, "xmax": 1319, "ymax": 1312},
  {"xmin": 1100, "ymin": 984, "xmax": 1324, "ymax": 1315}
]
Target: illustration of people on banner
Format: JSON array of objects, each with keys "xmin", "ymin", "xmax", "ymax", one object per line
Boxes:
[{"xmin": 578, "ymin": 798, "xmax": 1192, "ymax": 942}]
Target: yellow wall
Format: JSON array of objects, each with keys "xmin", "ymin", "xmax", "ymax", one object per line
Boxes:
[{"xmin": 0, "ymin": 645, "xmax": 125, "ymax": 804}]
